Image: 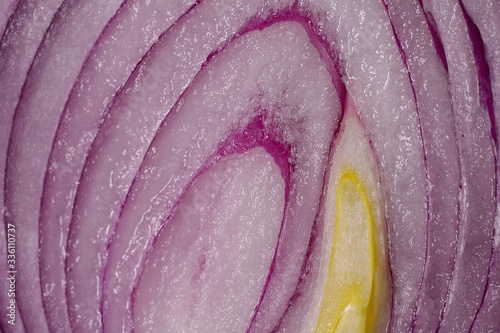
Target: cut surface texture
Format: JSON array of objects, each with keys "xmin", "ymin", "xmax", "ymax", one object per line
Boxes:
[
  {"xmin": 39, "ymin": 1, "xmax": 197, "ymax": 330},
  {"xmin": 63, "ymin": 20, "xmax": 339, "ymax": 332},
  {"xmin": 302, "ymin": 2, "xmax": 428, "ymax": 330},
  {"xmin": 0, "ymin": 1, "xmax": 64, "ymax": 329},
  {"xmin": 4, "ymin": 0, "xmax": 500, "ymax": 331},
  {"xmin": 421, "ymin": 1, "xmax": 497, "ymax": 331},
  {"xmin": 317, "ymin": 171, "xmax": 376, "ymax": 332},
  {"xmin": 460, "ymin": 1, "xmax": 500, "ymax": 331},
  {"xmin": 301, "ymin": 97, "xmax": 391, "ymax": 333},
  {"xmin": 133, "ymin": 148, "xmax": 284, "ymax": 332},
  {"xmin": 4, "ymin": 0, "xmax": 127, "ymax": 331},
  {"xmin": 383, "ymin": 0, "xmax": 461, "ymax": 331}
]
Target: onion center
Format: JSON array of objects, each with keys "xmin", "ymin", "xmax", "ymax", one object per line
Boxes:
[{"xmin": 309, "ymin": 102, "xmax": 391, "ymax": 332}]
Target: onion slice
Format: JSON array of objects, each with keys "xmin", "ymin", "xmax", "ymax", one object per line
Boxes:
[
  {"xmin": 302, "ymin": 0, "xmax": 428, "ymax": 331},
  {"xmin": 460, "ymin": 0, "xmax": 500, "ymax": 330},
  {"xmin": 383, "ymin": 0, "xmax": 461, "ymax": 330},
  {"xmin": 39, "ymin": 0, "xmax": 197, "ymax": 330},
  {"xmin": 421, "ymin": 0, "xmax": 496, "ymax": 330},
  {"xmin": 2, "ymin": 0, "xmax": 500, "ymax": 331},
  {"xmin": 5, "ymin": 0, "xmax": 128, "ymax": 331},
  {"xmin": 0, "ymin": 1, "xmax": 63, "ymax": 328},
  {"xmin": 0, "ymin": 0, "xmax": 17, "ymax": 37},
  {"xmin": 292, "ymin": 96, "xmax": 391, "ymax": 332},
  {"xmin": 62, "ymin": 1, "xmax": 291, "ymax": 330},
  {"xmin": 133, "ymin": 147, "xmax": 285, "ymax": 332},
  {"xmin": 98, "ymin": 20, "xmax": 339, "ymax": 332}
]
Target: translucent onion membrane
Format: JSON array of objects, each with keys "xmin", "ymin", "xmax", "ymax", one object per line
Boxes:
[{"xmin": 0, "ymin": 0, "xmax": 498, "ymax": 332}]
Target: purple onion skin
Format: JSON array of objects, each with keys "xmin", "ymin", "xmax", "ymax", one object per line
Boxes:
[{"xmin": 1, "ymin": 0, "xmax": 500, "ymax": 332}]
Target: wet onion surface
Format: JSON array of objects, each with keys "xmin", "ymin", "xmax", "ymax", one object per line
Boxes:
[{"xmin": 1, "ymin": 0, "xmax": 499, "ymax": 332}]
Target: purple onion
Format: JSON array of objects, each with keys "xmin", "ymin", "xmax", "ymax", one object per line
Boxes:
[{"xmin": 1, "ymin": 0, "xmax": 499, "ymax": 332}]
